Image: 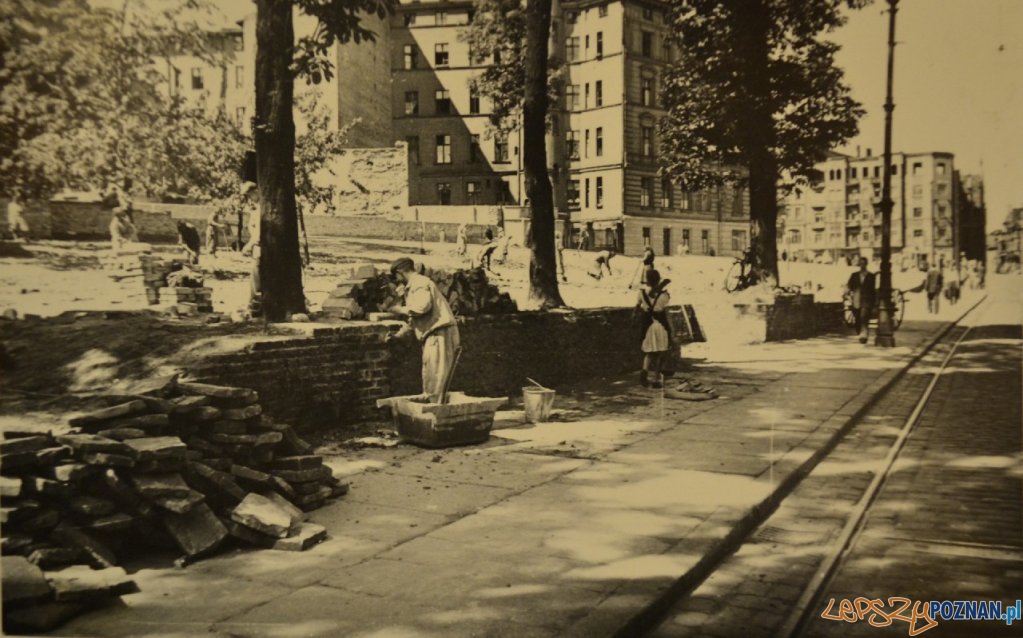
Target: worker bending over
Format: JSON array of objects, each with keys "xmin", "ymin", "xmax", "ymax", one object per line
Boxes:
[{"xmin": 390, "ymin": 258, "xmax": 461, "ymax": 404}]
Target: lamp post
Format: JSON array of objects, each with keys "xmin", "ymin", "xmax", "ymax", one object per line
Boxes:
[{"xmin": 875, "ymin": 0, "xmax": 898, "ymax": 347}]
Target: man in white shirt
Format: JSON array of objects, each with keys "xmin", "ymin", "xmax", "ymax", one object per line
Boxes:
[
  {"xmin": 391, "ymin": 258, "xmax": 461, "ymax": 403},
  {"xmin": 7, "ymin": 190, "xmax": 29, "ymax": 241}
]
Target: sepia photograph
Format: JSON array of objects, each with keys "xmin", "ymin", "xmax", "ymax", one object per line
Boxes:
[{"xmin": 0, "ymin": 0, "xmax": 1019, "ymax": 636}]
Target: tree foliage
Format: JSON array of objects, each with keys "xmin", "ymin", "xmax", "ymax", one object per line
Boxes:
[
  {"xmin": 294, "ymin": 92, "xmax": 356, "ymax": 215},
  {"xmin": 659, "ymin": 0, "xmax": 867, "ymax": 282},
  {"xmin": 0, "ymin": 0, "xmax": 240, "ymax": 199},
  {"xmin": 660, "ymin": 0, "xmax": 866, "ymax": 189},
  {"xmin": 463, "ymin": 0, "xmax": 562, "ymax": 137}
]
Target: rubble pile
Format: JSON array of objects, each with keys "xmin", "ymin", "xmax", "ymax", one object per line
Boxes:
[
  {"xmin": 1, "ymin": 377, "xmax": 343, "ymax": 633},
  {"xmin": 321, "ymin": 264, "xmax": 517, "ymax": 321}
]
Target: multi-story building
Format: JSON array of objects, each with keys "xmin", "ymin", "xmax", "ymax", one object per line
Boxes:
[
  {"xmin": 390, "ymin": 0, "xmax": 749, "ymax": 256},
  {"xmin": 780, "ymin": 150, "xmax": 972, "ymax": 269}
]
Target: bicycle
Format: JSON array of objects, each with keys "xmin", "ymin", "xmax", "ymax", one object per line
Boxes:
[
  {"xmin": 724, "ymin": 248, "xmax": 759, "ymax": 292},
  {"xmin": 842, "ymin": 288, "xmax": 906, "ymax": 329}
]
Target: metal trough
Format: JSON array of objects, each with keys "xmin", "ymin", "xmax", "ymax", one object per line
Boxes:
[{"xmin": 376, "ymin": 392, "xmax": 506, "ymax": 448}]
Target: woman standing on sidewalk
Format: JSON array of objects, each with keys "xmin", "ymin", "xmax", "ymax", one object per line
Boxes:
[{"xmin": 637, "ymin": 268, "xmax": 671, "ymax": 388}]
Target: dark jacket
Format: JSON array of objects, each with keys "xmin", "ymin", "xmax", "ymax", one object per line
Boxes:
[{"xmin": 847, "ymin": 270, "xmax": 876, "ymax": 309}]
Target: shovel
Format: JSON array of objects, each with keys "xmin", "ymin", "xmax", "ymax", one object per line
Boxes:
[{"xmin": 439, "ymin": 347, "xmax": 463, "ymax": 405}]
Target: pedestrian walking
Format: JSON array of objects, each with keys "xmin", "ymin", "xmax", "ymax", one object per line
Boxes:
[
  {"xmin": 578, "ymin": 227, "xmax": 590, "ymax": 251},
  {"xmin": 205, "ymin": 209, "xmax": 230, "ymax": 257},
  {"xmin": 109, "ymin": 206, "xmax": 138, "ymax": 251},
  {"xmin": 636, "ymin": 268, "xmax": 672, "ymax": 388},
  {"xmin": 176, "ymin": 221, "xmax": 201, "ymax": 266},
  {"xmin": 925, "ymin": 261, "xmax": 943, "ymax": 314},
  {"xmin": 476, "ymin": 228, "xmax": 497, "ymax": 272},
  {"xmin": 630, "ymin": 245, "xmax": 656, "ymax": 289},
  {"xmin": 6, "ymin": 190, "xmax": 30, "ymax": 241},
  {"xmin": 588, "ymin": 247, "xmax": 615, "ymax": 280},
  {"xmin": 846, "ymin": 257, "xmax": 876, "ymax": 344},
  {"xmin": 976, "ymin": 260, "xmax": 986, "ymax": 289},
  {"xmin": 390, "ymin": 257, "xmax": 461, "ymax": 404}
]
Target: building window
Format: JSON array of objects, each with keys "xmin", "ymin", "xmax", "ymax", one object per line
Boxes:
[
  {"xmin": 584, "ymin": 83, "xmax": 590, "ymax": 108},
  {"xmin": 435, "ymin": 135, "xmax": 452, "ymax": 164},
  {"xmin": 891, "ymin": 164, "xmax": 898, "ymax": 175},
  {"xmin": 404, "ymin": 91, "xmax": 418, "ymax": 115},
  {"xmin": 406, "ymin": 136, "xmax": 419, "ymax": 165},
  {"xmin": 660, "ymin": 176, "xmax": 672, "ymax": 208},
  {"xmin": 403, "ymin": 45, "xmax": 417, "ymax": 70},
  {"xmin": 567, "ymin": 180, "xmax": 580, "ymax": 208},
  {"xmin": 682, "ymin": 228, "xmax": 691, "ymax": 248},
  {"xmin": 466, "ymin": 181, "xmax": 480, "ymax": 204},
  {"xmin": 641, "ymin": 77, "xmax": 654, "ymax": 106},
  {"xmin": 565, "ymin": 84, "xmax": 580, "ymax": 110},
  {"xmin": 469, "ymin": 134, "xmax": 480, "ymax": 162},
  {"xmin": 662, "ymin": 39, "xmax": 672, "ymax": 60},
  {"xmin": 235, "ymin": 107, "xmax": 245, "ymax": 128},
  {"xmin": 566, "ymin": 37, "xmax": 580, "ymax": 62},
  {"xmin": 595, "ymin": 127, "xmax": 604, "ymax": 156},
  {"xmin": 701, "ymin": 229, "xmax": 709, "ymax": 254},
  {"xmin": 788, "ymin": 229, "xmax": 801, "ymax": 244},
  {"xmin": 913, "ymin": 229, "xmax": 923, "ymax": 238},
  {"xmin": 595, "ymin": 80, "xmax": 603, "ymax": 106},
  {"xmin": 596, "ymin": 177, "xmax": 604, "ymax": 207},
  {"xmin": 598, "ymin": 4, "xmax": 608, "ymax": 17},
  {"xmin": 850, "ymin": 167, "xmax": 857, "ymax": 179},
  {"xmin": 681, "ymin": 189, "xmax": 691, "ymax": 210},
  {"xmin": 912, "ymin": 184, "xmax": 923, "ymax": 197},
  {"xmin": 584, "ymin": 129, "xmax": 590, "ymax": 158},
  {"xmin": 937, "ymin": 204, "xmax": 947, "ymax": 217},
  {"xmin": 436, "ymin": 182, "xmax": 451, "ymax": 204},
  {"xmin": 584, "ymin": 178, "xmax": 590, "ymax": 207},
  {"xmin": 234, "ymin": 65, "xmax": 244, "ymax": 88},
  {"xmin": 731, "ymin": 230, "xmax": 746, "ymax": 252},
  {"xmin": 191, "ymin": 68, "xmax": 203, "ymax": 90},
  {"xmin": 641, "ymin": 31, "xmax": 653, "ymax": 57},
  {"xmin": 936, "ymin": 183, "xmax": 947, "ymax": 195},
  {"xmin": 435, "ymin": 11, "xmax": 447, "ymax": 25},
  {"xmin": 435, "ymin": 90, "xmax": 451, "ymax": 114},
  {"xmin": 913, "ymin": 206, "xmax": 923, "ymax": 217},
  {"xmin": 640, "ymin": 177, "xmax": 653, "ymax": 207},
  {"xmin": 566, "ymin": 130, "xmax": 580, "ymax": 160},
  {"xmin": 434, "ymin": 43, "xmax": 449, "ymax": 67},
  {"xmin": 874, "ymin": 166, "xmax": 881, "ymax": 178},
  {"xmin": 642, "ymin": 6, "xmax": 654, "ymax": 20},
  {"xmin": 469, "ymin": 84, "xmax": 480, "ymax": 114},
  {"xmin": 641, "ymin": 125, "xmax": 653, "ymax": 156},
  {"xmin": 596, "ymin": 32, "xmax": 604, "ymax": 58},
  {"xmin": 494, "ymin": 135, "xmax": 509, "ymax": 163},
  {"xmin": 936, "ymin": 163, "xmax": 946, "ymax": 175},
  {"xmin": 642, "ymin": 226, "xmax": 651, "ymax": 246},
  {"xmin": 912, "ymin": 161, "xmax": 922, "ymax": 175}
]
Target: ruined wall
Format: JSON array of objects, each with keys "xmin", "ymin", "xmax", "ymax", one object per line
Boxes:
[
  {"xmin": 48, "ymin": 201, "xmax": 180, "ymax": 242},
  {"xmin": 332, "ymin": 145, "xmax": 409, "ymax": 215}
]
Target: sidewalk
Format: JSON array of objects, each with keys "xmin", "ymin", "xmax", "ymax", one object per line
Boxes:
[{"xmin": 52, "ymin": 310, "xmax": 975, "ymax": 638}]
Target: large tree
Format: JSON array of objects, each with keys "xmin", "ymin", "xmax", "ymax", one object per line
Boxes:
[
  {"xmin": 659, "ymin": 0, "xmax": 866, "ymax": 285},
  {"xmin": 0, "ymin": 0, "xmax": 236, "ymax": 200},
  {"xmin": 465, "ymin": 0, "xmax": 564, "ymax": 308},
  {"xmin": 255, "ymin": 0, "xmax": 391, "ymax": 321}
]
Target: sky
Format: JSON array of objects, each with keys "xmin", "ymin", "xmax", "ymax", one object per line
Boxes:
[
  {"xmin": 213, "ymin": 0, "xmax": 1020, "ymax": 230},
  {"xmin": 830, "ymin": 0, "xmax": 1023, "ymax": 230}
]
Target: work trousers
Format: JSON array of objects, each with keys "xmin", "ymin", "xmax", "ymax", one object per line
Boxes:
[
  {"xmin": 927, "ymin": 293, "xmax": 940, "ymax": 314},
  {"xmin": 422, "ymin": 325, "xmax": 461, "ymax": 403}
]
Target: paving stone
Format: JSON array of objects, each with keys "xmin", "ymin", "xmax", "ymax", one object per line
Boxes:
[
  {"xmin": 223, "ymin": 518, "xmax": 277, "ymax": 548},
  {"xmin": 67, "ymin": 400, "xmax": 147, "ymax": 427},
  {"xmin": 0, "ymin": 450, "xmax": 37, "ymax": 473},
  {"xmin": 1, "ymin": 555, "xmax": 53, "ymax": 604},
  {"xmin": 120, "ymin": 374, "xmax": 178, "ymax": 398},
  {"xmin": 178, "ymin": 382, "xmax": 255, "ymax": 400},
  {"xmin": 152, "ymin": 490, "xmax": 205, "ymax": 514},
  {"xmin": 184, "ymin": 461, "xmax": 247, "ymax": 503},
  {"xmin": 56, "ymin": 434, "xmax": 131, "ymax": 456},
  {"xmin": 131, "ymin": 472, "xmax": 192, "ymax": 499},
  {"xmin": 210, "ymin": 420, "xmax": 248, "ymax": 435},
  {"xmin": 230, "ymin": 493, "xmax": 293, "ymax": 538},
  {"xmin": 208, "ymin": 431, "xmax": 281, "ymax": 446},
  {"xmin": 0, "ymin": 475, "xmax": 23, "ymax": 498},
  {"xmin": 67, "ymin": 495, "xmax": 116, "ymax": 517},
  {"xmin": 80, "ymin": 451, "xmax": 135, "ymax": 467},
  {"xmin": 193, "ymin": 406, "xmax": 223, "ymax": 421},
  {"xmin": 2, "ymin": 601, "xmax": 88, "ymax": 634},
  {"xmin": 122, "ymin": 436, "xmax": 187, "ymax": 461},
  {"xmin": 161, "ymin": 502, "xmax": 228, "ymax": 557},
  {"xmin": 269, "ymin": 455, "xmax": 322, "ymax": 471},
  {"xmin": 0, "ymin": 435, "xmax": 51, "ymax": 455},
  {"xmin": 51, "ymin": 524, "xmax": 118, "ymax": 568},
  {"xmin": 99, "ymin": 413, "xmax": 170, "ymax": 432},
  {"xmin": 45, "ymin": 565, "xmax": 139, "ymax": 602},
  {"xmin": 14, "ymin": 508, "xmax": 62, "ymax": 534},
  {"xmin": 95, "ymin": 427, "xmax": 149, "ymax": 440},
  {"xmin": 279, "ymin": 425, "xmax": 314, "ymax": 455},
  {"xmin": 261, "ymin": 490, "xmax": 306, "ymax": 525},
  {"xmin": 27, "ymin": 547, "xmax": 84, "ymax": 570},
  {"xmin": 1, "ymin": 534, "xmax": 35, "ymax": 556},
  {"xmin": 230, "ymin": 464, "xmax": 274, "ymax": 489},
  {"xmin": 170, "ymin": 395, "xmax": 210, "ymax": 413},
  {"xmin": 274, "ymin": 465, "xmax": 332, "ymax": 484},
  {"xmin": 273, "ymin": 522, "xmax": 327, "ymax": 552},
  {"xmin": 220, "ymin": 404, "xmax": 261, "ymax": 421},
  {"xmin": 292, "ymin": 486, "xmax": 332, "ymax": 509},
  {"xmin": 80, "ymin": 513, "xmax": 135, "ymax": 533}
]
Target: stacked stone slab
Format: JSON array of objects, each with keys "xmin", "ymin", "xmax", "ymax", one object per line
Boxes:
[
  {"xmin": 0, "ymin": 377, "xmax": 343, "ymax": 633},
  {"xmin": 159, "ymin": 286, "xmax": 214, "ymax": 314},
  {"xmin": 321, "ymin": 264, "xmax": 517, "ymax": 321}
]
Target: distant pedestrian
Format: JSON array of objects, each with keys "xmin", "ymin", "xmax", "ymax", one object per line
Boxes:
[
  {"xmin": 496, "ymin": 226, "xmax": 511, "ymax": 264},
  {"xmin": 924, "ymin": 262, "xmax": 943, "ymax": 314},
  {"xmin": 176, "ymin": 221, "xmax": 201, "ymax": 265},
  {"xmin": 846, "ymin": 257, "xmax": 876, "ymax": 344},
  {"xmin": 555, "ymin": 229, "xmax": 567, "ymax": 282},
  {"xmin": 477, "ymin": 228, "xmax": 497, "ymax": 272},
  {"xmin": 588, "ymin": 247, "xmax": 615, "ymax": 280},
  {"xmin": 976, "ymin": 261, "xmax": 986, "ymax": 289},
  {"xmin": 6, "ymin": 190, "xmax": 30, "ymax": 241},
  {"xmin": 109, "ymin": 206, "xmax": 138, "ymax": 251},
  {"xmin": 636, "ymin": 268, "xmax": 672, "ymax": 388},
  {"xmin": 677, "ymin": 242, "xmax": 690, "ymax": 256},
  {"xmin": 456, "ymin": 223, "xmax": 467, "ymax": 256},
  {"xmin": 205, "ymin": 209, "xmax": 230, "ymax": 257},
  {"xmin": 578, "ymin": 227, "xmax": 590, "ymax": 251}
]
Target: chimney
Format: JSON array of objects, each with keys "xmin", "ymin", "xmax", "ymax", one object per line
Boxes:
[{"xmin": 856, "ymin": 145, "xmax": 861, "ymax": 157}]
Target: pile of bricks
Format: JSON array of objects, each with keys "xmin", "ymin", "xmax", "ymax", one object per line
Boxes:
[
  {"xmin": 0, "ymin": 377, "xmax": 344, "ymax": 633},
  {"xmin": 159, "ymin": 286, "xmax": 214, "ymax": 315},
  {"xmin": 320, "ymin": 264, "xmax": 517, "ymax": 321}
]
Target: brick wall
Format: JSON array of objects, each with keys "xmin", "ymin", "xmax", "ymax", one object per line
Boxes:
[
  {"xmin": 48, "ymin": 200, "xmax": 181, "ymax": 242},
  {"xmin": 185, "ymin": 307, "xmax": 685, "ymax": 433},
  {"xmin": 731, "ymin": 295, "xmax": 849, "ymax": 342}
]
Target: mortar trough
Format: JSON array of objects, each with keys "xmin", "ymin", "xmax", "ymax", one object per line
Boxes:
[{"xmin": 376, "ymin": 392, "xmax": 506, "ymax": 448}]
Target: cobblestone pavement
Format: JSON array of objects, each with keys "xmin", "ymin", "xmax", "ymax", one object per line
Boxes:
[
  {"xmin": 50, "ymin": 294, "xmax": 986, "ymax": 638},
  {"xmin": 653, "ymin": 280, "xmax": 1021, "ymax": 638}
]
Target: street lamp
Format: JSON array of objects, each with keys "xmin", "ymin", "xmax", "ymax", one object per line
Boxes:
[{"xmin": 875, "ymin": 0, "xmax": 898, "ymax": 347}]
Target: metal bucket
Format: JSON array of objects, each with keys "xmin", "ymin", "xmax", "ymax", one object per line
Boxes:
[{"xmin": 522, "ymin": 387, "xmax": 556, "ymax": 423}]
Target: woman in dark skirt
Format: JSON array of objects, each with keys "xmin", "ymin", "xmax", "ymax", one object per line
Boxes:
[{"xmin": 637, "ymin": 268, "xmax": 671, "ymax": 388}]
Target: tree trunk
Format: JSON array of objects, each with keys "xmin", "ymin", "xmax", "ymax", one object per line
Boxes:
[
  {"xmin": 735, "ymin": 0, "xmax": 779, "ymax": 286},
  {"xmin": 255, "ymin": 0, "xmax": 306, "ymax": 320},
  {"xmin": 523, "ymin": 0, "xmax": 565, "ymax": 309}
]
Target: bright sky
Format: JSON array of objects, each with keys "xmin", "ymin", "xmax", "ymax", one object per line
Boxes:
[
  {"xmin": 830, "ymin": 0, "xmax": 1023, "ymax": 231},
  {"xmin": 215, "ymin": 0, "xmax": 1020, "ymax": 229}
]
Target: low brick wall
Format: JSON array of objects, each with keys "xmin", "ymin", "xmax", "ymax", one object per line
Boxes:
[
  {"xmin": 186, "ymin": 307, "xmax": 690, "ymax": 432},
  {"xmin": 48, "ymin": 201, "xmax": 182, "ymax": 242},
  {"xmin": 732, "ymin": 295, "xmax": 848, "ymax": 342}
]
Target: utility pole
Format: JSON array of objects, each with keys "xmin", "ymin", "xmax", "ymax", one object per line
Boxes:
[{"xmin": 875, "ymin": 0, "xmax": 898, "ymax": 347}]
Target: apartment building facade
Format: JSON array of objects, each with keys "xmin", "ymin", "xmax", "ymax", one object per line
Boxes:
[
  {"xmin": 780, "ymin": 150, "xmax": 972, "ymax": 269},
  {"xmin": 391, "ymin": 0, "xmax": 750, "ymax": 256}
]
